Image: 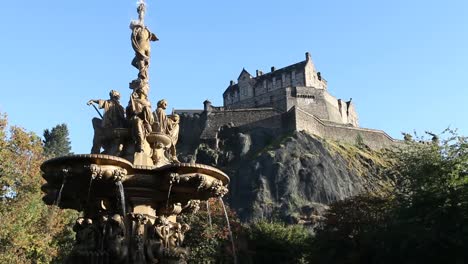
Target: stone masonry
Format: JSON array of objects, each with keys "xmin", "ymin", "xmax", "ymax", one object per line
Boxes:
[{"xmin": 176, "ymin": 53, "xmax": 398, "ymax": 150}]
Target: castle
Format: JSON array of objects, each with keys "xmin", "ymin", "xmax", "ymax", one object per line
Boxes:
[
  {"xmin": 223, "ymin": 52, "xmax": 358, "ymax": 127},
  {"xmin": 176, "ymin": 53, "xmax": 398, "ymax": 150}
]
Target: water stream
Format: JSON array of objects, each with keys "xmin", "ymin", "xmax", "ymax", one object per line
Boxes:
[
  {"xmin": 101, "ymin": 221, "xmax": 107, "ymax": 251},
  {"xmin": 206, "ymin": 200, "xmax": 213, "ymax": 229},
  {"xmin": 86, "ymin": 176, "xmax": 94, "ymax": 209},
  {"xmin": 55, "ymin": 171, "xmax": 68, "ymax": 207},
  {"xmin": 166, "ymin": 182, "xmax": 173, "ymax": 209},
  {"xmin": 219, "ymin": 197, "xmax": 237, "ymax": 264},
  {"xmin": 116, "ymin": 181, "xmax": 126, "ymax": 216}
]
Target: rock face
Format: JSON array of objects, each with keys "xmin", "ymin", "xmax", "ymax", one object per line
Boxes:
[{"xmin": 179, "ymin": 124, "xmax": 388, "ymax": 224}]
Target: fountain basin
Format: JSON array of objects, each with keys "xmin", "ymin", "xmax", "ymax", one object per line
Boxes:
[{"xmin": 41, "ymin": 154, "xmax": 229, "ymax": 211}]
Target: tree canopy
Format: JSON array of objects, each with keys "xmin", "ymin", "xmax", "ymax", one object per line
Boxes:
[
  {"xmin": 43, "ymin": 123, "xmax": 72, "ymax": 158},
  {"xmin": 0, "ymin": 114, "xmax": 77, "ymax": 263},
  {"xmin": 310, "ymin": 131, "xmax": 468, "ymax": 264}
]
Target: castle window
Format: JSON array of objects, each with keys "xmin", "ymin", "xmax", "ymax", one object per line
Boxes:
[
  {"xmin": 263, "ymin": 80, "xmax": 267, "ymax": 89},
  {"xmin": 272, "ymin": 77, "xmax": 276, "ymax": 89}
]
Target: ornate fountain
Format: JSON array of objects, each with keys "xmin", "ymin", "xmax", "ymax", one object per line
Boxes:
[{"xmin": 40, "ymin": 2, "xmax": 229, "ymax": 263}]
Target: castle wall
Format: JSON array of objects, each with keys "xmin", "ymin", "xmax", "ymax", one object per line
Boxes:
[
  {"xmin": 323, "ymin": 91, "xmax": 345, "ymax": 124},
  {"xmin": 291, "ymin": 87, "xmax": 330, "ymax": 121},
  {"xmin": 225, "ymin": 88, "xmax": 289, "ymax": 111},
  {"xmin": 292, "ymin": 107, "xmax": 397, "ymax": 149},
  {"xmin": 200, "ymin": 108, "xmax": 282, "ymax": 141},
  {"xmin": 304, "ymin": 59, "xmax": 327, "ymax": 89},
  {"xmin": 178, "ymin": 113, "xmax": 206, "ymax": 154},
  {"xmin": 347, "ymin": 103, "xmax": 359, "ymax": 127}
]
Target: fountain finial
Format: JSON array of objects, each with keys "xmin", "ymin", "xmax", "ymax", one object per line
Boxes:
[{"xmin": 137, "ymin": 0, "xmax": 146, "ymax": 25}]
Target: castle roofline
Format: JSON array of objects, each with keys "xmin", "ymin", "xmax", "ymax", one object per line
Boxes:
[
  {"xmin": 237, "ymin": 68, "xmax": 252, "ymax": 80},
  {"xmin": 223, "ymin": 83, "xmax": 239, "ymax": 96},
  {"xmin": 255, "ymin": 60, "xmax": 307, "ymax": 81},
  {"xmin": 223, "ymin": 52, "xmax": 320, "ymax": 96}
]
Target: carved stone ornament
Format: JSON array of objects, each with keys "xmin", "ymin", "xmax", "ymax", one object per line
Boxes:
[
  {"xmin": 89, "ymin": 164, "xmax": 128, "ymax": 181},
  {"xmin": 209, "ymin": 179, "xmax": 229, "ymax": 198},
  {"xmin": 181, "ymin": 200, "xmax": 201, "ymax": 214}
]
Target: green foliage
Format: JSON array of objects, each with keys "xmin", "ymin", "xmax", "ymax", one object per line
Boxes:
[
  {"xmin": 247, "ymin": 220, "xmax": 312, "ymax": 264},
  {"xmin": 183, "ymin": 199, "xmax": 243, "ymax": 263},
  {"xmin": 323, "ymin": 137, "xmax": 389, "ymax": 179},
  {"xmin": 311, "ymin": 130, "xmax": 468, "ymax": 264},
  {"xmin": 43, "ymin": 123, "xmax": 72, "ymax": 158},
  {"xmin": 309, "ymin": 194, "xmax": 394, "ymax": 263},
  {"xmin": 0, "ymin": 114, "xmax": 78, "ymax": 263}
]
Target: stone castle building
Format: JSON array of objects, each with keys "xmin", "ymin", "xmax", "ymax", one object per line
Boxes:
[
  {"xmin": 223, "ymin": 52, "xmax": 358, "ymax": 127},
  {"xmin": 176, "ymin": 53, "xmax": 398, "ymax": 150}
]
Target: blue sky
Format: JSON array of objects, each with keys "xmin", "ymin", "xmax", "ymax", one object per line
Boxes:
[{"xmin": 0, "ymin": 0, "xmax": 467, "ymax": 153}]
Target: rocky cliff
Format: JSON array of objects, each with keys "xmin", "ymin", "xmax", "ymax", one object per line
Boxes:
[{"xmin": 178, "ymin": 120, "xmax": 390, "ymax": 224}]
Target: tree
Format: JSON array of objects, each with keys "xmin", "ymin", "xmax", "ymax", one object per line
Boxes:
[
  {"xmin": 43, "ymin": 123, "xmax": 72, "ymax": 158},
  {"xmin": 310, "ymin": 131, "xmax": 468, "ymax": 264},
  {"xmin": 182, "ymin": 198, "xmax": 245, "ymax": 263},
  {"xmin": 0, "ymin": 113, "xmax": 78, "ymax": 263}
]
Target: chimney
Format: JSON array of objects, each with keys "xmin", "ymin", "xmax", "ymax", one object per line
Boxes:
[
  {"xmin": 256, "ymin": 70, "xmax": 263, "ymax": 77},
  {"xmin": 271, "ymin": 66, "xmax": 276, "ymax": 72},
  {"xmin": 305, "ymin": 52, "xmax": 311, "ymax": 61},
  {"xmin": 230, "ymin": 80, "xmax": 235, "ymax": 86}
]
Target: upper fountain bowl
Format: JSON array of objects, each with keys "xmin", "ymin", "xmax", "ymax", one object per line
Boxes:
[{"xmin": 41, "ymin": 154, "xmax": 229, "ymax": 211}]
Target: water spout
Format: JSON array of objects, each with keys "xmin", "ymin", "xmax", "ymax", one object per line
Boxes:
[
  {"xmin": 55, "ymin": 169, "xmax": 69, "ymax": 207},
  {"xmin": 86, "ymin": 175, "xmax": 95, "ymax": 209},
  {"xmin": 219, "ymin": 197, "xmax": 237, "ymax": 264},
  {"xmin": 206, "ymin": 200, "xmax": 212, "ymax": 229},
  {"xmin": 116, "ymin": 181, "xmax": 126, "ymax": 216},
  {"xmin": 166, "ymin": 182, "xmax": 173, "ymax": 209},
  {"xmin": 101, "ymin": 220, "xmax": 107, "ymax": 251}
]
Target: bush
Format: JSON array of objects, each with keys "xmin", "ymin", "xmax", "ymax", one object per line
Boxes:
[{"xmin": 247, "ymin": 220, "xmax": 312, "ymax": 264}]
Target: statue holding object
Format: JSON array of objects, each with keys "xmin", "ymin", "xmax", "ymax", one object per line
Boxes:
[
  {"xmin": 153, "ymin": 100, "xmax": 180, "ymax": 163},
  {"xmin": 87, "ymin": 90, "xmax": 126, "ymax": 154}
]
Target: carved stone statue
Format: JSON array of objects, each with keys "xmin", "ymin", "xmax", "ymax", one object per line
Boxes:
[
  {"xmin": 88, "ymin": 90, "xmax": 126, "ymax": 154},
  {"xmin": 167, "ymin": 114, "xmax": 180, "ymax": 162},
  {"xmin": 126, "ymin": 88, "xmax": 153, "ymax": 153},
  {"xmin": 130, "ymin": 19, "xmax": 158, "ymax": 81},
  {"xmin": 153, "ymin": 99, "xmax": 168, "ymax": 133},
  {"xmin": 105, "ymin": 214, "xmax": 128, "ymax": 264},
  {"xmin": 152, "ymin": 100, "xmax": 180, "ymax": 163}
]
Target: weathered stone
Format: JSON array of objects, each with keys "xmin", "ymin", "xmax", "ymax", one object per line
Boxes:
[{"xmin": 186, "ymin": 129, "xmax": 389, "ymax": 223}]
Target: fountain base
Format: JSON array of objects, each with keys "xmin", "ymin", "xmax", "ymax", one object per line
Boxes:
[{"xmin": 41, "ymin": 154, "xmax": 228, "ymax": 264}]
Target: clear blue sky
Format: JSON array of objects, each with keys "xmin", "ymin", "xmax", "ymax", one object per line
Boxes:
[{"xmin": 0, "ymin": 0, "xmax": 467, "ymax": 153}]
